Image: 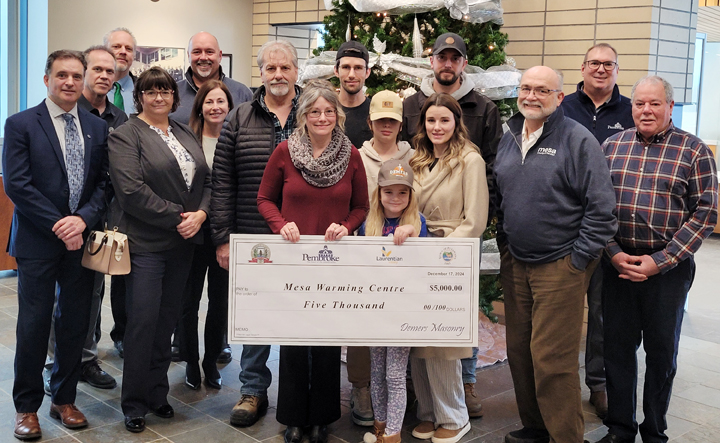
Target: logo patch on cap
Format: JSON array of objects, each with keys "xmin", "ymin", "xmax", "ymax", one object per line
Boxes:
[
  {"xmin": 390, "ymin": 164, "xmax": 408, "ymax": 179},
  {"xmin": 382, "ymin": 101, "xmax": 394, "ymax": 108},
  {"xmin": 445, "ymin": 37, "xmax": 455, "ymax": 44}
]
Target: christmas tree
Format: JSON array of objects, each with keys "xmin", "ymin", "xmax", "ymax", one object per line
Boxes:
[
  {"xmin": 316, "ymin": 0, "xmax": 509, "ymax": 320},
  {"xmin": 315, "ymin": 0, "xmax": 515, "ymax": 118}
]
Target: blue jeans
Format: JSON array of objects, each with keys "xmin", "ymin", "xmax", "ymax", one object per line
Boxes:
[
  {"xmin": 460, "ymin": 348, "xmax": 478, "ymax": 384},
  {"xmin": 602, "ymin": 256, "xmax": 694, "ymax": 443},
  {"xmin": 239, "ymin": 345, "xmax": 272, "ymax": 396}
]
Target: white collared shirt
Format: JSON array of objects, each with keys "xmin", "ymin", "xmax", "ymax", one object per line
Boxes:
[
  {"xmin": 45, "ymin": 97, "xmax": 85, "ymax": 163},
  {"xmin": 521, "ymin": 121, "xmax": 544, "ymax": 161}
]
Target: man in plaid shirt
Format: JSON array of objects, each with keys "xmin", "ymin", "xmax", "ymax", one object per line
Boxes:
[{"xmin": 597, "ymin": 76, "xmax": 718, "ymax": 443}]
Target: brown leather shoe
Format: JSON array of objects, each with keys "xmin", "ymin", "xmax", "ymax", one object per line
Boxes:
[
  {"xmin": 464, "ymin": 382, "xmax": 484, "ymax": 417},
  {"xmin": 590, "ymin": 391, "xmax": 608, "ymax": 419},
  {"xmin": 14, "ymin": 413, "xmax": 41, "ymax": 440},
  {"xmin": 230, "ymin": 394, "xmax": 268, "ymax": 427},
  {"xmin": 49, "ymin": 403, "xmax": 88, "ymax": 429}
]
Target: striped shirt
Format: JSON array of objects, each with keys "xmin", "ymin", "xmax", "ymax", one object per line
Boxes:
[{"xmin": 603, "ymin": 123, "xmax": 718, "ymax": 272}]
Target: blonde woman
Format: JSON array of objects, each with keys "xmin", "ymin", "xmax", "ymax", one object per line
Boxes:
[
  {"xmin": 408, "ymin": 92, "xmax": 488, "ymax": 443},
  {"xmin": 257, "ymin": 79, "xmax": 369, "ymax": 443}
]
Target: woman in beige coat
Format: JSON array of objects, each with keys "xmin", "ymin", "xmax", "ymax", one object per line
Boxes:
[{"xmin": 408, "ymin": 93, "xmax": 489, "ymax": 443}]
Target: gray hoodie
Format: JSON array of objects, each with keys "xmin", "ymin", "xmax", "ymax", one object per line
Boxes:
[
  {"xmin": 358, "ymin": 139, "xmax": 414, "ymax": 197},
  {"xmin": 419, "ymin": 72, "xmax": 476, "ymax": 101}
]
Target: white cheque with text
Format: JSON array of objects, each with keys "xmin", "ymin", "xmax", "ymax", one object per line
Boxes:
[{"xmin": 228, "ymin": 234, "xmax": 480, "ymax": 346}]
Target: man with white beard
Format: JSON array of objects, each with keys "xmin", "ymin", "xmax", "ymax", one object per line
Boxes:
[
  {"xmin": 172, "ymin": 31, "xmax": 252, "ymax": 124},
  {"xmin": 494, "ymin": 66, "xmax": 617, "ymax": 443},
  {"xmin": 211, "ymin": 39, "xmax": 301, "ymax": 428}
]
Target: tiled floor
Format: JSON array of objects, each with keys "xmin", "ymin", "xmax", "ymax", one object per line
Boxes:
[{"xmin": 1, "ymin": 237, "xmax": 720, "ymax": 442}]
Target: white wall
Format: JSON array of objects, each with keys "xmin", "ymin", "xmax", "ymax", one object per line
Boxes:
[
  {"xmin": 46, "ymin": 0, "xmax": 253, "ymax": 86},
  {"xmin": 27, "ymin": 0, "xmax": 48, "ymax": 106}
]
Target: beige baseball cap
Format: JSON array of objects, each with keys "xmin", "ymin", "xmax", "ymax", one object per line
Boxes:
[
  {"xmin": 377, "ymin": 159, "xmax": 414, "ymax": 190},
  {"xmin": 369, "ymin": 90, "xmax": 403, "ymax": 122}
]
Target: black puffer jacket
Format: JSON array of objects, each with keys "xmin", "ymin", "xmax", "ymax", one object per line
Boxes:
[{"xmin": 211, "ymin": 86, "xmax": 292, "ymax": 245}]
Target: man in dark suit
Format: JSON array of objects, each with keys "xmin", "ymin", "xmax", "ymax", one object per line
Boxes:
[{"xmin": 2, "ymin": 49, "xmax": 109, "ymax": 441}]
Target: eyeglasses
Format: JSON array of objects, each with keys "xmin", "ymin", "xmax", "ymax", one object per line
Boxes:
[
  {"xmin": 517, "ymin": 86, "xmax": 562, "ymax": 98},
  {"xmin": 585, "ymin": 60, "xmax": 618, "ymax": 71},
  {"xmin": 308, "ymin": 109, "xmax": 337, "ymax": 118},
  {"xmin": 142, "ymin": 90, "xmax": 173, "ymax": 100}
]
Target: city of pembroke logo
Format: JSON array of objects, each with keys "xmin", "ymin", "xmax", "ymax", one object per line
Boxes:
[
  {"xmin": 389, "ymin": 164, "xmax": 408, "ymax": 179},
  {"xmin": 440, "ymin": 247, "xmax": 456, "ymax": 264},
  {"xmin": 445, "ymin": 36, "xmax": 455, "ymax": 44},
  {"xmin": 377, "ymin": 246, "xmax": 403, "ymax": 262},
  {"xmin": 303, "ymin": 245, "xmax": 340, "ymax": 262},
  {"xmin": 249, "ymin": 243, "xmax": 272, "ymax": 263},
  {"xmin": 608, "ymin": 122, "xmax": 625, "ymax": 131}
]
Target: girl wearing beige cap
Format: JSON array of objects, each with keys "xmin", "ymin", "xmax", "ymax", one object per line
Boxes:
[
  {"xmin": 359, "ymin": 159, "xmax": 426, "ymax": 443},
  {"xmin": 358, "ymin": 90, "xmax": 414, "ymax": 197}
]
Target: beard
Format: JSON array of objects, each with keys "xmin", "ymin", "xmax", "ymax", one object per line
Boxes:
[
  {"xmin": 194, "ymin": 62, "xmax": 214, "ymax": 78},
  {"xmin": 435, "ymin": 70, "xmax": 459, "ymax": 86},
  {"xmin": 518, "ymin": 100, "xmax": 556, "ymax": 122},
  {"xmin": 268, "ymin": 81, "xmax": 290, "ymax": 97},
  {"xmin": 115, "ymin": 60, "xmax": 129, "ymax": 74}
]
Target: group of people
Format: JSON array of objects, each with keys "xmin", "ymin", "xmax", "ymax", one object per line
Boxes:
[{"xmin": 1, "ymin": 25, "xmax": 716, "ymax": 443}]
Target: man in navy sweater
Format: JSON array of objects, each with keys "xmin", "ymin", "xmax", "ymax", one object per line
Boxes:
[
  {"xmin": 495, "ymin": 66, "xmax": 617, "ymax": 443},
  {"xmin": 560, "ymin": 43, "xmax": 634, "ymax": 420}
]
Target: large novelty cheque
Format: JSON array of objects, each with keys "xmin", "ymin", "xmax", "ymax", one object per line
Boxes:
[{"xmin": 228, "ymin": 234, "xmax": 480, "ymax": 347}]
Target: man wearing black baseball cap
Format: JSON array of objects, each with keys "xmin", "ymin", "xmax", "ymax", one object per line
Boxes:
[
  {"xmin": 402, "ymin": 31, "xmax": 502, "ymax": 419},
  {"xmin": 333, "ymin": 40, "xmax": 375, "ymax": 428},
  {"xmin": 335, "ymin": 41, "xmax": 373, "ymax": 150}
]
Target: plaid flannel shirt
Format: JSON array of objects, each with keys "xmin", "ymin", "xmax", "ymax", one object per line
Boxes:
[
  {"xmin": 603, "ymin": 123, "xmax": 718, "ymax": 273},
  {"xmin": 259, "ymin": 85, "xmax": 300, "ymax": 146}
]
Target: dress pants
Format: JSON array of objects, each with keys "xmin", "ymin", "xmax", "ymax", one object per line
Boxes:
[
  {"xmin": 277, "ymin": 345, "xmax": 341, "ymax": 426},
  {"xmin": 121, "ymin": 243, "xmax": 194, "ymax": 417},
  {"xmin": 110, "ymin": 275, "xmax": 126, "ymax": 344},
  {"xmin": 47, "ymin": 272, "xmax": 105, "ymax": 366},
  {"xmin": 178, "ymin": 229, "xmax": 228, "ymax": 366},
  {"xmin": 501, "ymin": 251, "xmax": 596, "ymax": 443},
  {"xmin": 13, "ymin": 251, "xmax": 94, "ymax": 412},
  {"xmin": 602, "ymin": 257, "xmax": 694, "ymax": 443},
  {"xmin": 585, "ymin": 266, "xmax": 606, "ymax": 392},
  {"xmin": 347, "ymin": 346, "xmax": 371, "ymax": 387}
]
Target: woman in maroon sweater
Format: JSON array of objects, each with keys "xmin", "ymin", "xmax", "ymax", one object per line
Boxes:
[{"xmin": 257, "ymin": 79, "xmax": 369, "ymax": 443}]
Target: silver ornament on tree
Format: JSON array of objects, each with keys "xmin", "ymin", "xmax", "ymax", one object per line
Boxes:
[
  {"xmin": 346, "ymin": 20, "xmax": 351, "ymax": 41},
  {"xmin": 412, "ymin": 15, "xmax": 423, "ymax": 58}
]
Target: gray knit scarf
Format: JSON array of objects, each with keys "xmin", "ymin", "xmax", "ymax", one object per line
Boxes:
[{"xmin": 287, "ymin": 126, "xmax": 353, "ymax": 188}]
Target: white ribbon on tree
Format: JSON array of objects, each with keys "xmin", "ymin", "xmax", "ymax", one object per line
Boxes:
[
  {"xmin": 323, "ymin": 0, "xmax": 504, "ymax": 25},
  {"xmin": 299, "ymin": 36, "xmax": 520, "ymax": 100}
]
